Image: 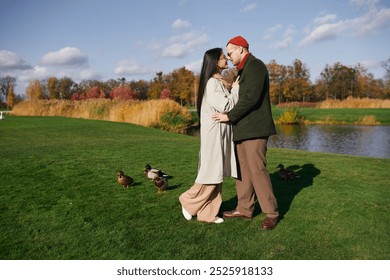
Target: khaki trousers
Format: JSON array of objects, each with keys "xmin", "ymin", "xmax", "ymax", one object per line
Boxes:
[
  {"xmin": 179, "ymin": 183, "xmax": 222, "ymax": 223},
  {"xmin": 235, "ymin": 138, "xmax": 279, "ymax": 218}
]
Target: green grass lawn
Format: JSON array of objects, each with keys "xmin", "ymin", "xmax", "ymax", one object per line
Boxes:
[{"xmin": 0, "ymin": 116, "xmax": 389, "ymax": 260}]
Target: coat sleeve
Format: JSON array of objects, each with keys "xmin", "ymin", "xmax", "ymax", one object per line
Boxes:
[
  {"xmin": 227, "ymin": 60, "xmax": 266, "ymax": 123},
  {"xmin": 205, "ymin": 78, "xmax": 238, "ymax": 113}
]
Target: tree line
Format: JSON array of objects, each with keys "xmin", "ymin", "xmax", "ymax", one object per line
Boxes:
[{"xmin": 1, "ymin": 58, "xmax": 390, "ymax": 109}]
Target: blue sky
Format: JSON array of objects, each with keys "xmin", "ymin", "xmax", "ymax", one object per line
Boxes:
[{"xmin": 1, "ymin": 0, "xmax": 389, "ymax": 95}]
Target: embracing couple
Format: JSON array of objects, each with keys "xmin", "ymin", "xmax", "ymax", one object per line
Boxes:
[{"xmin": 179, "ymin": 36, "xmax": 279, "ymax": 230}]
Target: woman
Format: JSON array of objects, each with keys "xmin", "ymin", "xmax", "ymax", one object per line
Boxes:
[{"xmin": 179, "ymin": 47, "xmax": 239, "ymax": 223}]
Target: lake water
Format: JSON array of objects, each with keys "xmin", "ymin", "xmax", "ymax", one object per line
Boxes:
[
  {"xmin": 268, "ymin": 124, "xmax": 390, "ymax": 159},
  {"xmin": 188, "ymin": 124, "xmax": 390, "ymax": 159}
]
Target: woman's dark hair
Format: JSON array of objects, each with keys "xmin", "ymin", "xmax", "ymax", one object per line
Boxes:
[{"xmin": 196, "ymin": 47, "xmax": 222, "ymax": 118}]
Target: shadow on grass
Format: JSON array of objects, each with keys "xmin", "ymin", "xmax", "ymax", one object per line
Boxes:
[
  {"xmin": 220, "ymin": 163, "xmax": 321, "ymax": 220},
  {"xmin": 167, "ymin": 184, "xmax": 182, "ymax": 191},
  {"xmin": 271, "ymin": 163, "xmax": 321, "ymax": 220}
]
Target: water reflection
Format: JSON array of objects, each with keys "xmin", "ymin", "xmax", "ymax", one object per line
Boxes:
[{"xmin": 269, "ymin": 125, "xmax": 390, "ymax": 158}]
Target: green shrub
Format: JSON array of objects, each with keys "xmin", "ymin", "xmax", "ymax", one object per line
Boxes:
[{"xmin": 158, "ymin": 111, "xmax": 191, "ymax": 133}]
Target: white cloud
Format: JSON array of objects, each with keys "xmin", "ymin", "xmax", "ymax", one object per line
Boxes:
[
  {"xmin": 42, "ymin": 47, "xmax": 88, "ymax": 66},
  {"xmin": 270, "ymin": 26, "xmax": 295, "ymax": 50},
  {"xmin": 171, "ymin": 19, "xmax": 191, "ymax": 31},
  {"xmin": 185, "ymin": 59, "xmax": 202, "ymax": 74},
  {"xmin": 298, "ymin": 21, "xmax": 347, "ymax": 47},
  {"xmin": 242, "ymin": 3, "xmax": 257, "ymax": 12},
  {"xmin": 162, "ymin": 44, "xmax": 188, "ymax": 58},
  {"xmin": 313, "ymin": 14, "xmax": 337, "ymax": 25},
  {"xmin": 18, "ymin": 66, "xmax": 50, "ymax": 82},
  {"xmin": 162, "ymin": 31, "xmax": 209, "ymax": 58},
  {"xmin": 15, "ymin": 66, "xmax": 50, "ymax": 95},
  {"xmin": 114, "ymin": 60, "xmax": 151, "ymax": 76},
  {"xmin": 360, "ymin": 59, "xmax": 381, "ymax": 69},
  {"xmin": 351, "ymin": 5, "xmax": 390, "ymax": 36},
  {"xmin": 264, "ymin": 25, "xmax": 295, "ymax": 50},
  {"xmin": 298, "ymin": 1, "xmax": 390, "ymax": 47},
  {"xmin": 0, "ymin": 50, "xmax": 32, "ymax": 70},
  {"xmin": 263, "ymin": 24, "xmax": 283, "ymax": 40},
  {"xmin": 79, "ymin": 69, "xmax": 101, "ymax": 80}
]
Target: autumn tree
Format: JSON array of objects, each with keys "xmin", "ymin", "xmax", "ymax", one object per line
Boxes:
[
  {"xmin": 168, "ymin": 67, "xmax": 195, "ymax": 106},
  {"xmin": 86, "ymin": 86, "xmax": 105, "ymax": 99},
  {"xmin": 148, "ymin": 72, "xmax": 165, "ymax": 100},
  {"xmin": 103, "ymin": 79, "xmax": 121, "ymax": 95},
  {"xmin": 317, "ymin": 63, "xmax": 355, "ymax": 100},
  {"xmin": 110, "ymin": 86, "xmax": 137, "ymax": 100},
  {"xmin": 0, "ymin": 76, "xmax": 16, "ymax": 105},
  {"xmin": 160, "ymin": 88, "xmax": 171, "ymax": 99},
  {"xmin": 6, "ymin": 83, "xmax": 15, "ymax": 108},
  {"xmin": 319, "ymin": 64, "xmax": 333, "ymax": 99},
  {"xmin": 316, "ymin": 62, "xmax": 390, "ymax": 99},
  {"xmin": 313, "ymin": 79, "xmax": 327, "ymax": 101},
  {"xmin": 268, "ymin": 60, "xmax": 287, "ymax": 104},
  {"xmin": 26, "ymin": 80, "xmax": 43, "ymax": 100},
  {"xmin": 78, "ymin": 79, "xmax": 92, "ymax": 93},
  {"xmin": 56, "ymin": 77, "xmax": 75, "ymax": 99},
  {"xmin": 381, "ymin": 58, "xmax": 390, "ymax": 98},
  {"xmin": 357, "ymin": 73, "xmax": 384, "ymax": 98},
  {"xmin": 129, "ymin": 80, "xmax": 149, "ymax": 100},
  {"xmin": 47, "ymin": 77, "xmax": 59, "ymax": 99},
  {"xmin": 283, "ymin": 59, "xmax": 312, "ymax": 102},
  {"xmin": 381, "ymin": 58, "xmax": 390, "ymax": 79}
]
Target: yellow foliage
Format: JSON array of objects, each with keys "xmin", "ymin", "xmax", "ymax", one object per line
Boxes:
[
  {"xmin": 277, "ymin": 108, "xmax": 302, "ymax": 124},
  {"xmin": 25, "ymin": 80, "xmax": 43, "ymax": 100}
]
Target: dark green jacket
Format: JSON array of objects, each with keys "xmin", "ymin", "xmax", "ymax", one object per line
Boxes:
[{"xmin": 227, "ymin": 54, "xmax": 276, "ymax": 142}]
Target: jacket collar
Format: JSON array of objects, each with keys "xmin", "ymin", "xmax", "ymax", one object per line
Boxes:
[{"xmin": 236, "ymin": 53, "xmax": 251, "ymax": 70}]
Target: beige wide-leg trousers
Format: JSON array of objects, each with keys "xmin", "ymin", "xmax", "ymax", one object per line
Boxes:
[
  {"xmin": 179, "ymin": 183, "xmax": 222, "ymax": 223},
  {"xmin": 235, "ymin": 138, "xmax": 279, "ymax": 218}
]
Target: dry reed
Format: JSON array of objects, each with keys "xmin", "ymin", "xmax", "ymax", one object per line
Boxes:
[
  {"xmin": 276, "ymin": 102, "xmax": 317, "ymax": 108},
  {"xmin": 12, "ymin": 99, "xmax": 192, "ymax": 132},
  {"xmin": 319, "ymin": 97, "xmax": 390, "ymax": 108}
]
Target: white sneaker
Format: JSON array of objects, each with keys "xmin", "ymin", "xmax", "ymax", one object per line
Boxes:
[
  {"xmin": 213, "ymin": 217, "xmax": 224, "ymax": 224},
  {"xmin": 182, "ymin": 207, "xmax": 192, "ymax": 221}
]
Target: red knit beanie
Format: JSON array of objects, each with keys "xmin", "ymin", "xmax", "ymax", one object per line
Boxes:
[{"xmin": 227, "ymin": 36, "xmax": 249, "ymax": 48}]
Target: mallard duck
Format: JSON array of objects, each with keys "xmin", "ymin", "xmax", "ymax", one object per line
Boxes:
[
  {"xmin": 276, "ymin": 164, "xmax": 300, "ymax": 180},
  {"xmin": 117, "ymin": 171, "xmax": 134, "ymax": 189},
  {"xmin": 143, "ymin": 164, "xmax": 168, "ymax": 180},
  {"xmin": 153, "ymin": 170, "xmax": 169, "ymax": 192}
]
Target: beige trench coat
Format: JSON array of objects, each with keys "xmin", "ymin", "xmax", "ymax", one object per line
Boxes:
[{"xmin": 195, "ymin": 77, "xmax": 239, "ymax": 184}]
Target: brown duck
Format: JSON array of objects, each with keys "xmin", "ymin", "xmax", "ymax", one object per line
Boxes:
[
  {"xmin": 276, "ymin": 164, "xmax": 300, "ymax": 180},
  {"xmin": 153, "ymin": 170, "xmax": 169, "ymax": 192},
  {"xmin": 117, "ymin": 171, "xmax": 134, "ymax": 189}
]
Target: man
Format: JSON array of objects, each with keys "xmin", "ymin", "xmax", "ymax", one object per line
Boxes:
[{"xmin": 212, "ymin": 35, "xmax": 279, "ymax": 230}]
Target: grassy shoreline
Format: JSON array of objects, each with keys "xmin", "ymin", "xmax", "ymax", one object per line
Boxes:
[
  {"xmin": 189, "ymin": 107, "xmax": 390, "ymax": 127},
  {"xmin": 1, "ymin": 116, "xmax": 389, "ymax": 260},
  {"xmin": 272, "ymin": 107, "xmax": 390, "ymax": 125}
]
